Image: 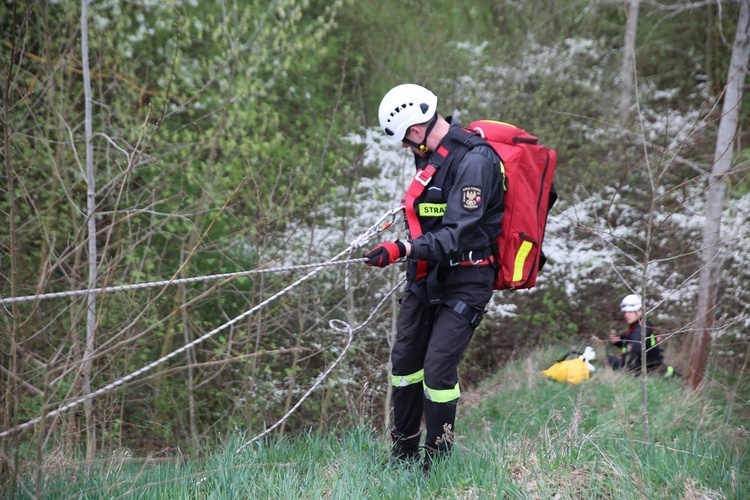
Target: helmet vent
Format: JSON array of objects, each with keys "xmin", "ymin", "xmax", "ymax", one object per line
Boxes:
[
  {"xmin": 420, "ymin": 103, "xmax": 429, "ymax": 114},
  {"xmin": 389, "ymin": 102, "xmax": 415, "ymax": 121}
]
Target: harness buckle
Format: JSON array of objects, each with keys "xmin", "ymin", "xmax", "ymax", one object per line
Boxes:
[{"xmin": 414, "ymin": 169, "xmax": 432, "ymax": 187}]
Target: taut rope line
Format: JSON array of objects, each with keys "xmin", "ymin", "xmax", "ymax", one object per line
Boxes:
[
  {"xmin": 0, "ymin": 205, "xmax": 403, "ymax": 438},
  {"xmin": 0, "ymin": 259, "xmax": 367, "ymax": 305}
]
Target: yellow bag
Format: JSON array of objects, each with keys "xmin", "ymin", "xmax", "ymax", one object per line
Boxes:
[{"xmin": 542, "ymin": 347, "xmax": 596, "ymax": 385}]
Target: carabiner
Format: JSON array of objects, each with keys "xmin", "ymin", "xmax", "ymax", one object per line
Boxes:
[
  {"xmin": 469, "ymin": 251, "xmax": 484, "ymax": 265},
  {"xmin": 377, "ymin": 205, "xmax": 404, "ymax": 233}
]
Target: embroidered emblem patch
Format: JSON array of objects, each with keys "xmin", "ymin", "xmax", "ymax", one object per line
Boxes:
[{"xmin": 461, "ymin": 186, "xmax": 482, "ymax": 210}]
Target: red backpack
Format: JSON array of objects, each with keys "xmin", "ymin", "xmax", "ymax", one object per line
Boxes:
[{"xmin": 468, "ymin": 120, "xmax": 558, "ymax": 290}]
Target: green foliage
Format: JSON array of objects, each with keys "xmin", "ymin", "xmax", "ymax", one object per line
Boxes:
[
  {"xmin": 333, "ymin": 0, "xmax": 502, "ymax": 120},
  {"xmin": 1, "ymin": 0, "xmax": 360, "ymax": 453}
]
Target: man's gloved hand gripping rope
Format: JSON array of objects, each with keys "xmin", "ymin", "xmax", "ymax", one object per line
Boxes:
[{"xmin": 363, "ymin": 240, "xmax": 407, "ymax": 267}]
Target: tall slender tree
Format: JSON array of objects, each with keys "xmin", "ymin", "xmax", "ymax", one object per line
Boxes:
[
  {"xmin": 80, "ymin": 0, "xmax": 97, "ymax": 461},
  {"xmin": 687, "ymin": 0, "xmax": 750, "ymax": 388},
  {"xmin": 619, "ymin": 0, "xmax": 640, "ymax": 124}
]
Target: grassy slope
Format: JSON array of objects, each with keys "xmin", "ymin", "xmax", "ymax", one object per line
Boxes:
[{"xmin": 9, "ymin": 346, "xmax": 750, "ymax": 499}]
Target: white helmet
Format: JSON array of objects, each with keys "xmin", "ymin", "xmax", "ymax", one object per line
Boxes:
[
  {"xmin": 378, "ymin": 84, "xmax": 438, "ymax": 143},
  {"xmin": 619, "ymin": 294, "xmax": 642, "ymax": 312}
]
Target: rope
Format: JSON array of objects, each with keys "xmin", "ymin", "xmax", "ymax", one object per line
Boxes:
[
  {"xmin": 0, "ymin": 207, "xmax": 402, "ymax": 438},
  {"xmin": 0, "ymin": 259, "xmax": 367, "ymax": 305},
  {"xmin": 238, "ymin": 276, "xmax": 405, "ymax": 451}
]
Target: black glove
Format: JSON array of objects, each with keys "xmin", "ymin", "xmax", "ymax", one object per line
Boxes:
[{"xmin": 364, "ymin": 240, "xmax": 406, "ymax": 267}]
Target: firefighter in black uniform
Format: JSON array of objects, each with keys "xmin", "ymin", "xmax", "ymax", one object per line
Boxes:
[
  {"xmin": 607, "ymin": 294, "xmax": 676, "ymax": 377},
  {"xmin": 363, "ymin": 84, "xmax": 505, "ymax": 475}
]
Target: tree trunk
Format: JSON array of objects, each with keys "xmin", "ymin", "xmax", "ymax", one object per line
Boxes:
[
  {"xmin": 80, "ymin": 0, "xmax": 97, "ymax": 460},
  {"xmin": 687, "ymin": 0, "xmax": 750, "ymax": 389},
  {"xmin": 619, "ymin": 0, "xmax": 640, "ymax": 124}
]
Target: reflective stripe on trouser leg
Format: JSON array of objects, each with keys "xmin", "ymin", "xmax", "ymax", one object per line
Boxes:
[
  {"xmin": 392, "ymin": 369, "xmax": 424, "ymax": 388},
  {"xmin": 424, "ymin": 381, "xmax": 460, "ymax": 403}
]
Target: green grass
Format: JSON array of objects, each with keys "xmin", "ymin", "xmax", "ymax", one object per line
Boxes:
[{"xmin": 4, "ymin": 346, "xmax": 749, "ymax": 499}]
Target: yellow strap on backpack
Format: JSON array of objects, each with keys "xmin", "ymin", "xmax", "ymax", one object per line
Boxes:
[{"xmin": 542, "ymin": 347, "xmax": 596, "ymax": 385}]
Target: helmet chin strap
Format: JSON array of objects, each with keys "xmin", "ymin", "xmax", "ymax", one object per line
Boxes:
[{"xmin": 403, "ymin": 113, "xmax": 438, "ymax": 154}]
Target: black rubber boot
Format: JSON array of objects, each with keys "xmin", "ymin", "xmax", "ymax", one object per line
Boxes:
[
  {"xmin": 421, "ymin": 441, "xmax": 451, "ymax": 478},
  {"xmin": 388, "ymin": 430, "xmax": 421, "ymax": 466}
]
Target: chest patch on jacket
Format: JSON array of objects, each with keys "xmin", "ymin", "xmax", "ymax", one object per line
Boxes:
[
  {"xmin": 418, "ymin": 203, "xmax": 446, "ymax": 216},
  {"xmin": 461, "ymin": 186, "xmax": 482, "ymax": 210}
]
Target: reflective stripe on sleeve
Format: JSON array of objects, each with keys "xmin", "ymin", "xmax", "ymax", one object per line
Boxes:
[
  {"xmin": 423, "ymin": 382, "xmax": 460, "ymax": 403},
  {"xmin": 392, "ymin": 369, "xmax": 424, "ymax": 388}
]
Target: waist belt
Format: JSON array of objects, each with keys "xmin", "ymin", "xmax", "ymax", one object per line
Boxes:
[
  {"xmin": 448, "ymin": 250, "xmax": 494, "ymax": 267},
  {"xmin": 452, "ymin": 258, "xmax": 493, "ymax": 267}
]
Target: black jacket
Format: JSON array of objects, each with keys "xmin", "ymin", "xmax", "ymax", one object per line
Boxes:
[
  {"xmin": 613, "ymin": 320, "xmax": 663, "ymax": 372},
  {"xmin": 407, "ymin": 118, "xmax": 505, "ymax": 277}
]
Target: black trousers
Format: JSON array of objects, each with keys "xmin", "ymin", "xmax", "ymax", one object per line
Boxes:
[{"xmin": 390, "ymin": 265, "xmax": 494, "ymax": 449}]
